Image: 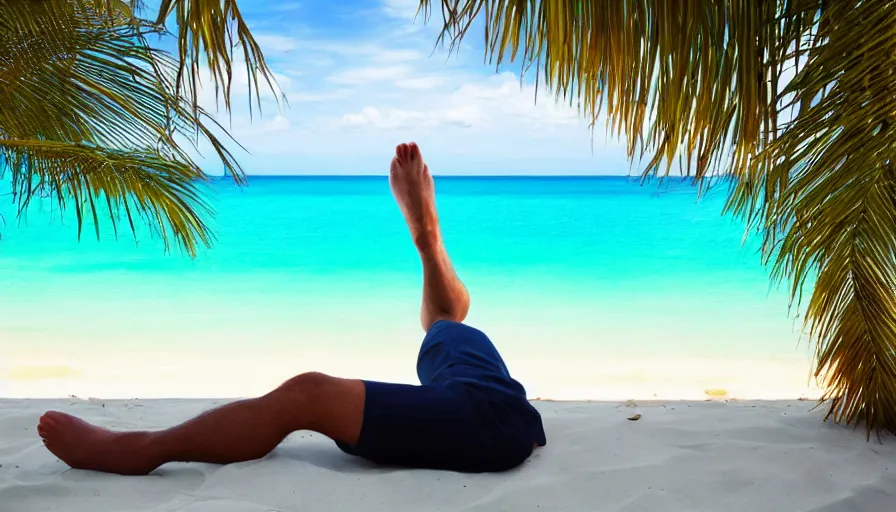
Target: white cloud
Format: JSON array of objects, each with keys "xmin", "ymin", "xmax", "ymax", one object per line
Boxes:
[
  {"xmin": 269, "ymin": 2, "xmax": 303, "ymax": 12},
  {"xmin": 453, "ymin": 73, "xmax": 581, "ymax": 126},
  {"xmin": 263, "ymin": 114, "xmax": 291, "ymax": 133},
  {"xmin": 340, "ymin": 105, "xmax": 482, "ymax": 130},
  {"xmin": 381, "ymin": 0, "xmax": 424, "ymax": 20},
  {"xmin": 341, "ymin": 107, "xmax": 412, "ymax": 129},
  {"xmin": 289, "ymin": 89, "xmax": 354, "ymax": 103},
  {"xmin": 214, "ymin": 64, "xmax": 622, "ymax": 174},
  {"xmin": 327, "ymin": 65, "xmax": 411, "ymax": 85},
  {"xmin": 375, "ymin": 49, "xmax": 423, "ymax": 63},
  {"xmin": 190, "ymin": 3, "xmax": 631, "ymax": 175},
  {"xmin": 253, "ymin": 34, "xmax": 299, "ymax": 53},
  {"xmin": 394, "ymin": 76, "xmax": 445, "ymax": 89},
  {"xmin": 336, "ymin": 73, "xmax": 579, "ymax": 131},
  {"xmin": 308, "ymin": 41, "xmax": 417, "ymax": 61},
  {"xmin": 442, "ymin": 105, "xmax": 482, "ymax": 127},
  {"xmin": 252, "ymin": 35, "xmax": 422, "ymax": 64}
]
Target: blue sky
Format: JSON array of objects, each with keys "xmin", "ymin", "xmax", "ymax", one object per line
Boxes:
[{"xmin": 177, "ymin": 0, "xmax": 632, "ymax": 175}]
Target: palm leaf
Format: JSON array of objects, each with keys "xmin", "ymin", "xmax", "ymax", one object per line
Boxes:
[
  {"xmin": 420, "ymin": 0, "xmax": 896, "ymax": 436},
  {"xmin": 749, "ymin": 1, "xmax": 896, "ymax": 436},
  {"xmin": 2, "ymin": 139, "xmax": 212, "ymax": 256},
  {"xmin": 0, "ymin": 0, "xmax": 249, "ymax": 255},
  {"xmin": 152, "ymin": 0, "xmax": 282, "ymax": 116}
]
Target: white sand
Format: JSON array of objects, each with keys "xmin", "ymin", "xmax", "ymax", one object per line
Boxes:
[{"xmin": 1, "ymin": 398, "xmax": 894, "ymax": 512}]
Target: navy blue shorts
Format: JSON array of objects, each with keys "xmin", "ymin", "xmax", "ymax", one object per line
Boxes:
[{"xmin": 335, "ymin": 320, "xmax": 546, "ymax": 472}]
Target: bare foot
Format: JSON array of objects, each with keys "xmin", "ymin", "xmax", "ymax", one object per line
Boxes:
[
  {"xmin": 38, "ymin": 411, "xmax": 160, "ymax": 475},
  {"xmin": 389, "ymin": 142, "xmax": 440, "ymax": 250}
]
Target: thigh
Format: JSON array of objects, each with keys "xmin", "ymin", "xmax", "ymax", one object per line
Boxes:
[
  {"xmin": 417, "ymin": 320, "xmax": 534, "ymax": 406},
  {"xmin": 335, "ymin": 380, "xmax": 527, "ymax": 472},
  {"xmin": 415, "ymin": 322, "xmax": 548, "ymax": 451},
  {"xmin": 417, "ymin": 320, "xmax": 512, "ymax": 385}
]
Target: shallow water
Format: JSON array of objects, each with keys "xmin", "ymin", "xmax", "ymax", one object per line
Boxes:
[{"xmin": 0, "ymin": 176, "xmax": 819, "ymax": 399}]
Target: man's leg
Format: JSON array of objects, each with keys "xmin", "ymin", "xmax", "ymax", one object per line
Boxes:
[
  {"xmin": 37, "ymin": 372, "xmax": 364, "ymax": 475},
  {"xmin": 389, "ymin": 142, "xmax": 470, "ymax": 330},
  {"xmin": 36, "ymin": 142, "xmax": 472, "ymax": 475}
]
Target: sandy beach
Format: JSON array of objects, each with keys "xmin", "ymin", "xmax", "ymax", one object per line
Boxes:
[{"xmin": 2, "ymin": 397, "xmax": 893, "ymax": 512}]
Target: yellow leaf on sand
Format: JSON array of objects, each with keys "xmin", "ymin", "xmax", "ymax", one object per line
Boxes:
[{"xmin": 704, "ymin": 389, "xmax": 728, "ymax": 399}]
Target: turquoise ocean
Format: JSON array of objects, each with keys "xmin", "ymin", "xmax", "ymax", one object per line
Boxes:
[{"xmin": 0, "ymin": 176, "xmax": 819, "ymax": 400}]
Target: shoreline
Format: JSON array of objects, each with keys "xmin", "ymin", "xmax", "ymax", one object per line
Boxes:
[{"xmin": 1, "ymin": 352, "xmax": 823, "ymax": 402}]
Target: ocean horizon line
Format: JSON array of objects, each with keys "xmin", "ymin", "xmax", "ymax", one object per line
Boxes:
[
  {"xmin": 225, "ymin": 174, "xmax": 640, "ymax": 179},
  {"xmin": 208, "ymin": 174, "xmax": 732, "ymax": 183}
]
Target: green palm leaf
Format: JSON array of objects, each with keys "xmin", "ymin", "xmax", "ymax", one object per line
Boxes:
[
  {"xmin": 420, "ymin": 0, "xmax": 896, "ymax": 436},
  {"xmin": 0, "ymin": 0, "xmax": 261, "ymax": 256},
  {"xmin": 752, "ymin": 1, "xmax": 896, "ymax": 436},
  {"xmin": 2, "ymin": 139, "xmax": 212, "ymax": 256},
  {"xmin": 153, "ymin": 0, "xmax": 282, "ymax": 116}
]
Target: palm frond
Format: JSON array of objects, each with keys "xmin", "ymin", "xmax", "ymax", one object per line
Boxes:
[
  {"xmin": 1, "ymin": 0, "xmax": 245, "ymax": 253},
  {"xmin": 421, "ymin": 0, "xmax": 896, "ymax": 436},
  {"xmin": 152, "ymin": 0, "xmax": 282, "ymax": 117},
  {"xmin": 420, "ymin": 0, "xmax": 783, "ymax": 181},
  {"xmin": 1, "ymin": 139, "xmax": 212, "ymax": 256},
  {"xmin": 748, "ymin": 1, "xmax": 896, "ymax": 436}
]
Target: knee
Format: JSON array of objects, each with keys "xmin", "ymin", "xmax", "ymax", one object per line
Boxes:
[
  {"xmin": 273, "ymin": 371, "xmax": 335, "ymax": 404},
  {"xmin": 269, "ymin": 372, "xmax": 365, "ymax": 442}
]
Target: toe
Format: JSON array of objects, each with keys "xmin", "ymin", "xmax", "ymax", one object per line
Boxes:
[
  {"xmin": 397, "ymin": 143, "xmax": 407, "ymax": 160},
  {"xmin": 42, "ymin": 411, "xmax": 62, "ymax": 425},
  {"xmin": 390, "ymin": 156, "xmax": 401, "ymax": 175},
  {"xmin": 408, "ymin": 142, "xmax": 419, "ymax": 159}
]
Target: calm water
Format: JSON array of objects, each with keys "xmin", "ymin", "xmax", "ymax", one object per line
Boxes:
[{"xmin": 0, "ymin": 176, "xmax": 819, "ymax": 399}]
